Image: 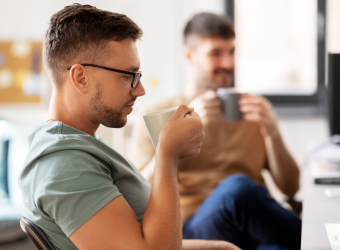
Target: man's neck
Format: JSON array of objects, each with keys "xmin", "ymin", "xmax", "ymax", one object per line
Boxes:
[
  {"xmin": 183, "ymin": 78, "xmax": 209, "ymax": 101},
  {"xmin": 46, "ymin": 92, "xmax": 99, "ymax": 136}
]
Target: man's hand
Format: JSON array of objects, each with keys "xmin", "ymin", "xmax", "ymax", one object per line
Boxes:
[
  {"xmin": 188, "ymin": 89, "xmax": 223, "ymax": 127},
  {"xmin": 158, "ymin": 105, "xmax": 205, "ymax": 161},
  {"xmin": 239, "ymin": 94, "xmax": 279, "ymax": 138}
]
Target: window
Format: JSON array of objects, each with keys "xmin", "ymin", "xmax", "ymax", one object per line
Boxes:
[
  {"xmin": 226, "ymin": 0, "xmax": 326, "ymax": 109},
  {"xmin": 327, "ymin": 0, "xmax": 340, "ymax": 54}
]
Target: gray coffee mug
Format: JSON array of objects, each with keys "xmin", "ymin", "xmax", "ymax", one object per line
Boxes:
[{"xmin": 216, "ymin": 88, "xmax": 242, "ymax": 121}]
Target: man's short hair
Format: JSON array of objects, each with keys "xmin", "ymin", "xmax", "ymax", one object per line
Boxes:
[
  {"xmin": 183, "ymin": 12, "xmax": 235, "ymax": 46},
  {"xmin": 44, "ymin": 4, "xmax": 143, "ymax": 87}
]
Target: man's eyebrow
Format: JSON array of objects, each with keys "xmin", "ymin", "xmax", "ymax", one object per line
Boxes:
[{"xmin": 124, "ymin": 66, "xmax": 140, "ymax": 72}]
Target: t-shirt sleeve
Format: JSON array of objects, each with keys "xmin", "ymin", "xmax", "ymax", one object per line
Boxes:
[
  {"xmin": 35, "ymin": 149, "xmax": 121, "ymax": 237},
  {"xmin": 130, "ymin": 108, "xmax": 156, "ymax": 171}
]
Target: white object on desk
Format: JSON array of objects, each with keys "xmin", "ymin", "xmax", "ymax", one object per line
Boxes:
[
  {"xmin": 325, "ymin": 224, "xmax": 340, "ymax": 249},
  {"xmin": 325, "ymin": 189, "xmax": 340, "ymax": 198},
  {"xmin": 311, "ymin": 161, "xmax": 340, "ymax": 178}
]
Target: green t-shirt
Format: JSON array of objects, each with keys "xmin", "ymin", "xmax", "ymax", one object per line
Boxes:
[{"xmin": 19, "ymin": 121, "xmax": 151, "ymax": 250}]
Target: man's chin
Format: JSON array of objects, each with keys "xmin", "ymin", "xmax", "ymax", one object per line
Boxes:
[
  {"xmin": 116, "ymin": 117, "xmax": 127, "ymax": 128},
  {"xmin": 114, "ymin": 122, "xmax": 127, "ymax": 129},
  {"xmin": 102, "ymin": 117, "xmax": 127, "ymax": 128},
  {"xmin": 213, "ymin": 74, "xmax": 233, "ymax": 87},
  {"xmin": 212, "ymin": 81, "xmax": 232, "ymax": 89}
]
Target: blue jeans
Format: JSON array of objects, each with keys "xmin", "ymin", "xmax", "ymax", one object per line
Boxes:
[{"xmin": 182, "ymin": 174, "xmax": 301, "ymax": 250}]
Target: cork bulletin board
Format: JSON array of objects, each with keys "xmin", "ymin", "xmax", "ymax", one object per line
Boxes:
[{"xmin": 0, "ymin": 41, "xmax": 43, "ymax": 103}]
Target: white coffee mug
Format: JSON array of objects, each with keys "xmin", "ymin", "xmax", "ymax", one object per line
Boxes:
[{"xmin": 143, "ymin": 107, "xmax": 178, "ymax": 149}]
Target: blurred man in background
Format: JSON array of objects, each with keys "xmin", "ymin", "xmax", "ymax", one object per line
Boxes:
[{"xmin": 132, "ymin": 12, "xmax": 301, "ymax": 250}]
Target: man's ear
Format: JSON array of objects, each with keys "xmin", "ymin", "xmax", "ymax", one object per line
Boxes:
[
  {"xmin": 69, "ymin": 64, "xmax": 89, "ymax": 94},
  {"xmin": 183, "ymin": 45, "xmax": 193, "ymax": 63}
]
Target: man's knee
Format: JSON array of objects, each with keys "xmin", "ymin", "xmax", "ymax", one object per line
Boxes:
[
  {"xmin": 219, "ymin": 174, "xmax": 255, "ymax": 192},
  {"xmin": 217, "ymin": 174, "xmax": 265, "ymax": 205}
]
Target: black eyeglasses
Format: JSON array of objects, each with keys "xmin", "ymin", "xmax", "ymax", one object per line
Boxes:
[{"xmin": 67, "ymin": 63, "xmax": 142, "ymax": 89}]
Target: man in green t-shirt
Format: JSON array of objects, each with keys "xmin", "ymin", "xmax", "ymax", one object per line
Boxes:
[{"xmin": 19, "ymin": 4, "xmax": 239, "ymax": 250}]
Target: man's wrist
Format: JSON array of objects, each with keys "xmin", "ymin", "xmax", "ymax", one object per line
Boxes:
[
  {"xmin": 264, "ymin": 132, "xmax": 281, "ymax": 144},
  {"xmin": 264, "ymin": 124, "xmax": 281, "ymax": 141},
  {"xmin": 155, "ymin": 145, "xmax": 178, "ymax": 168}
]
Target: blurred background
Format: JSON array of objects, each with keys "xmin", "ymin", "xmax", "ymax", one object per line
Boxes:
[{"xmin": 0, "ymin": 0, "xmax": 339, "ymax": 248}]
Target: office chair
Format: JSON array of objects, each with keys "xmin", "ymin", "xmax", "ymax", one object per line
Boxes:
[{"xmin": 20, "ymin": 216, "xmax": 57, "ymax": 250}]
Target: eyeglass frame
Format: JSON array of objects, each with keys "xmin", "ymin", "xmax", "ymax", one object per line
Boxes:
[{"xmin": 67, "ymin": 63, "xmax": 142, "ymax": 89}]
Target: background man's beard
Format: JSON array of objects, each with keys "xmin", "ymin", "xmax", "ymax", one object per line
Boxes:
[
  {"xmin": 197, "ymin": 68, "xmax": 234, "ymax": 89},
  {"xmin": 213, "ymin": 68, "xmax": 233, "ymax": 77},
  {"xmin": 212, "ymin": 68, "xmax": 234, "ymax": 86},
  {"xmin": 91, "ymin": 83, "xmax": 126, "ymax": 128}
]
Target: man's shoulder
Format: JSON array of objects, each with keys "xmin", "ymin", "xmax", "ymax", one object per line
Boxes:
[
  {"xmin": 140, "ymin": 92, "xmax": 186, "ymax": 114},
  {"xmin": 23, "ymin": 122, "xmax": 121, "ymax": 180},
  {"xmin": 27, "ymin": 121, "xmax": 101, "ymax": 159},
  {"xmin": 20, "ymin": 122, "xmax": 118, "ymax": 191}
]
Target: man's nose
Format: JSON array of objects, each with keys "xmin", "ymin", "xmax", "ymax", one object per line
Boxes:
[
  {"xmin": 220, "ymin": 55, "xmax": 234, "ymax": 69},
  {"xmin": 130, "ymin": 81, "xmax": 146, "ymax": 97}
]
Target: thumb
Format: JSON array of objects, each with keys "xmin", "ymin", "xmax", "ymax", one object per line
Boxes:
[{"xmin": 175, "ymin": 105, "xmax": 194, "ymax": 118}]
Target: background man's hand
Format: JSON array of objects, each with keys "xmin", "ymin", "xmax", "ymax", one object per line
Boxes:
[
  {"xmin": 158, "ymin": 105, "xmax": 205, "ymax": 161},
  {"xmin": 188, "ymin": 89, "xmax": 223, "ymax": 127},
  {"xmin": 239, "ymin": 94, "xmax": 279, "ymax": 138}
]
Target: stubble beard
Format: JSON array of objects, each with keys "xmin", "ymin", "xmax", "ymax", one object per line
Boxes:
[
  {"xmin": 91, "ymin": 83, "xmax": 126, "ymax": 128},
  {"xmin": 197, "ymin": 67, "xmax": 234, "ymax": 89}
]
